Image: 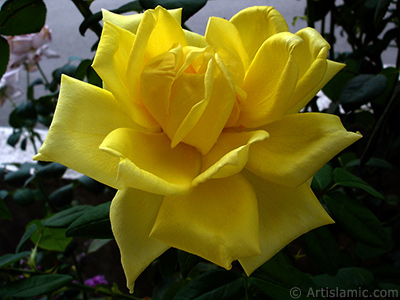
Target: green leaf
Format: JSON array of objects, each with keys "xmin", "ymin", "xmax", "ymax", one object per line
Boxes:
[
  {"xmin": 178, "ymin": 250, "xmax": 201, "ymax": 278},
  {"xmin": 8, "ymin": 102, "xmax": 37, "ymax": 129},
  {"xmin": 374, "ymin": 0, "xmax": 391, "ymax": 27},
  {"xmin": 311, "ymin": 164, "xmax": 333, "ymax": 192},
  {"xmin": 346, "ymin": 157, "xmax": 393, "ymax": 170},
  {"xmin": 49, "ymin": 183, "xmax": 74, "ymax": 207},
  {"xmin": 86, "ymin": 65, "xmax": 102, "ymax": 87},
  {"xmin": 0, "ymin": 274, "xmax": 73, "ymax": 298},
  {"xmin": 301, "ymin": 226, "xmax": 339, "ymax": 274},
  {"xmin": 139, "ymin": 0, "xmax": 208, "ymax": 23},
  {"xmin": 0, "ymin": 0, "xmax": 46, "ymax": 35},
  {"xmin": 76, "ymin": 175, "xmax": 105, "ymax": 194},
  {"xmin": 0, "ymin": 35, "xmax": 9, "ymax": 79},
  {"xmin": 42, "ymin": 205, "xmax": 92, "ymax": 228},
  {"xmin": 0, "ymin": 191, "xmax": 12, "ymax": 220},
  {"xmin": 313, "ymin": 267, "xmax": 374, "ymax": 290},
  {"xmin": 323, "ymin": 192, "xmax": 393, "ymax": 249},
  {"xmin": 88, "ymin": 239, "xmax": 112, "ymax": 253},
  {"xmin": 73, "ymin": 59, "xmax": 91, "ymax": 80},
  {"xmin": 16, "ymin": 224, "xmax": 37, "ymax": 252},
  {"xmin": 35, "ymin": 162, "xmax": 67, "ymax": 178},
  {"xmin": 13, "ymin": 188, "xmax": 36, "ymax": 206},
  {"xmin": 354, "ymin": 242, "xmax": 389, "ymax": 260},
  {"xmin": 7, "ymin": 130, "xmax": 21, "ymax": 147},
  {"xmin": 0, "ymin": 251, "xmax": 30, "ymax": 268},
  {"xmin": 339, "ymin": 74, "xmax": 387, "ymax": 106},
  {"xmin": 250, "ymin": 252, "xmax": 323, "ymax": 300},
  {"xmin": 28, "ymin": 219, "xmax": 72, "ymax": 252},
  {"xmin": 333, "ymin": 168, "xmax": 384, "ymax": 199},
  {"xmin": 173, "ymin": 269, "xmax": 243, "ymax": 300},
  {"xmin": 4, "ymin": 162, "xmax": 36, "ymax": 185},
  {"xmin": 66, "ymin": 201, "xmax": 113, "ymax": 239}
]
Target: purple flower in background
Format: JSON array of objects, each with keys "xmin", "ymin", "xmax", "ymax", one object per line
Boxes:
[{"xmin": 84, "ymin": 275, "xmax": 108, "ymax": 287}]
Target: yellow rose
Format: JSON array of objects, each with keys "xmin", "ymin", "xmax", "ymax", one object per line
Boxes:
[{"xmin": 34, "ymin": 6, "xmax": 361, "ymax": 291}]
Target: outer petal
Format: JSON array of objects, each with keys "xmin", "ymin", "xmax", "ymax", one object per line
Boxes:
[
  {"xmin": 33, "ymin": 75, "xmax": 137, "ymax": 189},
  {"xmin": 99, "ymin": 128, "xmax": 201, "ymax": 195},
  {"xmin": 238, "ymin": 32, "xmax": 302, "ymax": 128},
  {"xmin": 230, "ymin": 6, "xmax": 289, "ymax": 61},
  {"xmin": 193, "ymin": 130, "xmax": 269, "ymax": 185},
  {"xmin": 110, "ymin": 188, "xmax": 170, "ymax": 292},
  {"xmin": 288, "ymin": 59, "xmax": 345, "ymax": 113},
  {"xmin": 286, "ymin": 28, "xmax": 345, "ymax": 113},
  {"xmin": 205, "ymin": 16, "xmax": 249, "ymax": 86},
  {"xmin": 150, "ymin": 174, "xmax": 260, "ymax": 269},
  {"xmin": 92, "ymin": 21, "xmax": 159, "ymax": 130},
  {"xmin": 239, "ymin": 170, "xmax": 334, "ymax": 274},
  {"xmin": 246, "ymin": 113, "xmax": 362, "ymax": 187},
  {"xmin": 102, "ymin": 8, "xmax": 182, "ymax": 35}
]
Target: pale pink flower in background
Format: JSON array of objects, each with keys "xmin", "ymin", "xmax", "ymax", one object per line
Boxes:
[
  {"xmin": 0, "ymin": 67, "xmax": 22, "ymax": 106},
  {"xmin": 7, "ymin": 25, "xmax": 59, "ymax": 71}
]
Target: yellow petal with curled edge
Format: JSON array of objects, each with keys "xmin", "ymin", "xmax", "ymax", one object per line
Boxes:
[
  {"xmin": 238, "ymin": 32, "xmax": 303, "ymax": 128},
  {"xmin": 246, "ymin": 113, "xmax": 362, "ymax": 188},
  {"xmin": 286, "ymin": 28, "xmax": 345, "ymax": 113},
  {"xmin": 150, "ymin": 174, "xmax": 260, "ymax": 270},
  {"xmin": 184, "ymin": 29, "xmax": 208, "ymax": 48},
  {"xmin": 205, "ymin": 16, "xmax": 249, "ymax": 86},
  {"xmin": 175, "ymin": 56, "xmax": 236, "ymax": 154},
  {"xmin": 92, "ymin": 21, "xmax": 159, "ymax": 130},
  {"xmin": 99, "ymin": 128, "xmax": 201, "ymax": 195},
  {"xmin": 230, "ymin": 6, "xmax": 289, "ymax": 61},
  {"xmin": 125, "ymin": 7, "xmax": 188, "ymax": 115},
  {"xmin": 239, "ymin": 170, "xmax": 334, "ymax": 275},
  {"xmin": 110, "ymin": 188, "xmax": 170, "ymax": 293},
  {"xmin": 33, "ymin": 75, "xmax": 137, "ymax": 189},
  {"xmin": 102, "ymin": 7, "xmax": 182, "ymax": 35},
  {"xmin": 193, "ymin": 130, "xmax": 269, "ymax": 186}
]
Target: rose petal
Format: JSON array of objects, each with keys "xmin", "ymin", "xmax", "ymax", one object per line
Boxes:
[
  {"xmin": 246, "ymin": 113, "xmax": 362, "ymax": 187},
  {"xmin": 92, "ymin": 21, "xmax": 159, "ymax": 130},
  {"xmin": 205, "ymin": 16, "xmax": 249, "ymax": 86},
  {"xmin": 110, "ymin": 188, "xmax": 170, "ymax": 292},
  {"xmin": 99, "ymin": 128, "xmax": 201, "ymax": 195},
  {"xmin": 239, "ymin": 170, "xmax": 334, "ymax": 275},
  {"xmin": 125, "ymin": 7, "xmax": 188, "ymax": 124},
  {"xmin": 174, "ymin": 57, "xmax": 236, "ymax": 154},
  {"xmin": 33, "ymin": 75, "xmax": 137, "ymax": 189},
  {"xmin": 286, "ymin": 28, "xmax": 345, "ymax": 112},
  {"xmin": 150, "ymin": 174, "xmax": 260, "ymax": 269},
  {"xmin": 230, "ymin": 6, "xmax": 289, "ymax": 61},
  {"xmin": 193, "ymin": 129, "xmax": 269, "ymax": 185},
  {"xmin": 102, "ymin": 8, "xmax": 182, "ymax": 35},
  {"xmin": 238, "ymin": 32, "xmax": 302, "ymax": 128}
]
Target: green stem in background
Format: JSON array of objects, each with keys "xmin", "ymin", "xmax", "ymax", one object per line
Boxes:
[
  {"xmin": 70, "ymin": 0, "xmax": 103, "ymax": 38},
  {"xmin": 69, "ymin": 282, "xmax": 142, "ymax": 300},
  {"xmin": 396, "ymin": 0, "xmax": 400, "ymax": 69},
  {"xmin": 72, "ymin": 253, "xmax": 88, "ymax": 300},
  {"xmin": 329, "ymin": 9, "xmax": 335, "ymax": 60},
  {"xmin": 25, "ymin": 63, "xmax": 30, "ymax": 99},
  {"xmin": 36, "ymin": 63, "xmax": 50, "ymax": 88},
  {"xmin": 306, "ymin": 0, "xmax": 315, "ymax": 28},
  {"xmin": 243, "ymin": 274, "xmax": 249, "ymax": 300},
  {"xmin": 6, "ymin": 95, "xmax": 17, "ymax": 108},
  {"xmin": 29, "ymin": 130, "xmax": 38, "ymax": 154}
]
